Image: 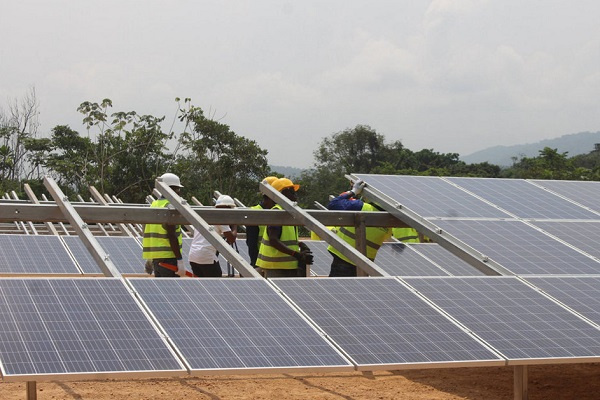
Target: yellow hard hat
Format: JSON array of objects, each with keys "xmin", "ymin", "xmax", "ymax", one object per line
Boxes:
[
  {"xmin": 262, "ymin": 176, "xmax": 278, "ymax": 185},
  {"xmin": 272, "ymin": 178, "xmax": 300, "ymax": 192}
]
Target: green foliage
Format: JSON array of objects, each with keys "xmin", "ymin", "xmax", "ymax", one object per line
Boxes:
[{"xmin": 176, "ymin": 104, "xmax": 271, "ymax": 205}]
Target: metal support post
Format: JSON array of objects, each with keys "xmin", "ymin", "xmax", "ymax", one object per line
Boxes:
[
  {"xmin": 44, "ymin": 176, "xmax": 122, "ymax": 278},
  {"xmin": 26, "ymin": 381, "xmax": 37, "ymax": 400},
  {"xmin": 89, "ymin": 186, "xmax": 133, "ymax": 237},
  {"xmin": 24, "ymin": 184, "xmax": 59, "ymax": 236},
  {"xmin": 514, "ymin": 365, "xmax": 528, "ymax": 400}
]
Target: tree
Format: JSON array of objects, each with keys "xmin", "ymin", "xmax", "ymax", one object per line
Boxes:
[{"xmin": 176, "ymin": 101, "xmax": 271, "ymax": 205}]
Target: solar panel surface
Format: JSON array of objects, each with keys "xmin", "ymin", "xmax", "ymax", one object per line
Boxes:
[
  {"xmin": 408, "ymin": 244, "xmax": 486, "ymax": 276},
  {"xmin": 130, "ymin": 278, "xmax": 352, "ymax": 372},
  {"xmin": 0, "ymin": 278, "xmax": 184, "ymax": 380},
  {"xmin": 447, "ymin": 177, "xmax": 598, "ymax": 219},
  {"xmin": 432, "ymin": 219, "xmax": 600, "ymax": 275},
  {"xmin": 531, "ymin": 180, "xmax": 600, "ymax": 214},
  {"xmin": 530, "ymin": 221, "xmax": 600, "ymax": 260},
  {"xmin": 374, "ymin": 243, "xmax": 450, "ymax": 276},
  {"xmin": 0, "ymin": 235, "xmax": 81, "ymax": 275},
  {"xmin": 355, "ymin": 174, "xmax": 510, "ymax": 218},
  {"xmin": 96, "ymin": 236, "xmax": 145, "ymax": 275},
  {"xmin": 61, "ymin": 236, "xmax": 103, "ymax": 274},
  {"xmin": 524, "ymin": 276, "xmax": 600, "ymax": 326},
  {"xmin": 273, "ymin": 277, "xmax": 502, "ymax": 368},
  {"xmin": 405, "ymin": 277, "xmax": 600, "ymax": 362}
]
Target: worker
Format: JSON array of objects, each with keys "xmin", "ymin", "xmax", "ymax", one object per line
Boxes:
[
  {"xmin": 188, "ymin": 194, "xmax": 237, "ymax": 277},
  {"xmin": 142, "ymin": 173, "xmax": 186, "ymax": 277},
  {"xmin": 246, "ymin": 176, "xmax": 277, "ymax": 267},
  {"xmin": 326, "ymin": 179, "xmax": 392, "ymax": 276},
  {"xmin": 256, "ymin": 178, "xmax": 313, "ymax": 277},
  {"xmin": 392, "ymin": 227, "xmax": 430, "ymax": 243}
]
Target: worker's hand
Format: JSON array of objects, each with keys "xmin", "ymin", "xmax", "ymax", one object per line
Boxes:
[
  {"xmin": 176, "ymin": 258, "xmax": 186, "ymax": 277},
  {"xmin": 293, "ymin": 250, "xmax": 314, "ymax": 265},
  {"xmin": 352, "ymin": 180, "xmax": 366, "ymax": 196}
]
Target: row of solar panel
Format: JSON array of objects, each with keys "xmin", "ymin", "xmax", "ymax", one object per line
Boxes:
[
  {"xmin": 0, "ymin": 234, "xmax": 487, "ymax": 276},
  {"xmin": 3, "ymin": 276, "xmax": 600, "ymax": 381},
  {"xmin": 355, "ymin": 174, "xmax": 600, "ymax": 219}
]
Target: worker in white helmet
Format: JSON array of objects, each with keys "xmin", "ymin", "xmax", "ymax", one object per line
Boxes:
[
  {"xmin": 142, "ymin": 173, "xmax": 186, "ymax": 277},
  {"xmin": 188, "ymin": 194, "xmax": 237, "ymax": 277}
]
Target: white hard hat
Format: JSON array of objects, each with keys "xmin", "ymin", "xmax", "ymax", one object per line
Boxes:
[
  {"xmin": 160, "ymin": 172, "xmax": 183, "ymax": 188},
  {"xmin": 215, "ymin": 194, "xmax": 236, "ymax": 208}
]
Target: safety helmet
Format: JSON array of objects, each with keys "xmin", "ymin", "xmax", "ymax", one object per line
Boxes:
[
  {"xmin": 215, "ymin": 194, "xmax": 236, "ymax": 208},
  {"xmin": 272, "ymin": 178, "xmax": 300, "ymax": 192},
  {"xmin": 160, "ymin": 173, "xmax": 183, "ymax": 188},
  {"xmin": 262, "ymin": 176, "xmax": 278, "ymax": 185}
]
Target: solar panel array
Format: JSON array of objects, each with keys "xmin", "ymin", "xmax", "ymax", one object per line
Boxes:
[
  {"xmin": 0, "ymin": 235, "xmax": 80, "ymax": 275},
  {"xmin": 130, "ymin": 278, "xmax": 352, "ymax": 372},
  {"xmin": 272, "ymin": 277, "xmax": 503, "ymax": 368},
  {"xmin": 531, "ymin": 180, "xmax": 600, "ymax": 214},
  {"xmin": 405, "ymin": 277, "xmax": 600, "ymax": 362},
  {"xmin": 0, "ymin": 278, "xmax": 184, "ymax": 380}
]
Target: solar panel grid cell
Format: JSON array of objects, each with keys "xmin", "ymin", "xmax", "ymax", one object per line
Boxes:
[
  {"xmin": 0, "ymin": 235, "xmax": 80, "ymax": 275},
  {"xmin": 355, "ymin": 174, "xmax": 511, "ymax": 218},
  {"xmin": 130, "ymin": 278, "xmax": 352, "ymax": 372},
  {"xmin": 447, "ymin": 177, "xmax": 598, "ymax": 219},
  {"xmin": 0, "ymin": 279, "xmax": 184, "ymax": 379},
  {"xmin": 273, "ymin": 277, "xmax": 502, "ymax": 368},
  {"xmin": 405, "ymin": 277, "xmax": 600, "ymax": 362},
  {"xmin": 432, "ymin": 220, "xmax": 600, "ymax": 275},
  {"xmin": 530, "ymin": 221, "xmax": 600, "ymax": 261},
  {"xmin": 61, "ymin": 236, "xmax": 103, "ymax": 274},
  {"xmin": 531, "ymin": 180, "xmax": 600, "ymax": 215},
  {"xmin": 96, "ymin": 237, "xmax": 144, "ymax": 275}
]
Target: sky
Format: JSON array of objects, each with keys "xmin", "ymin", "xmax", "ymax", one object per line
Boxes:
[{"xmin": 1, "ymin": 0, "xmax": 599, "ymax": 168}]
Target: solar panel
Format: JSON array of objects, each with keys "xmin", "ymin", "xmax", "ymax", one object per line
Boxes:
[
  {"xmin": 130, "ymin": 278, "xmax": 353, "ymax": 372},
  {"xmin": 272, "ymin": 277, "xmax": 502, "ymax": 369},
  {"xmin": 524, "ymin": 276, "xmax": 600, "ymax": 326},
  {"xmin": 61, "ymin": 236, "xmax": 103, "ymax": 274},
  {"xmin": 432, "ymin": 219, "xmax": 600, "ymax": 275},
  {"xmin": 447, "ymin": 177, "xmax": 598, "ymax": 219},
  {"xmin": 0, "ymin": 278, "xmax": 185, "ymax": 380},
  {"xmin": 531, "ymin": 180, "xmax": 600, "ymax": 214},
  {"xmin": 96, "ymin": 236, "xmax": 145, "ymax": 275},
  {"xmin": 405, "ymin": 276, "xmax": 600, "ymax": 363},
  {"xmin": 0, "ymin": 235, "xmax": 81, "ymax": 275},
  {"xmin": 408, "ymin": 243, "xmax": 485, "ymax": 276},
  {"xmin": 354, "ymin": 174, "xmax": 510, "ymax": 218},
  {"xmin": 374, "ymin": 243, "xmax": 450, "ymax": 276},
  {"xmin": 529, "ymin": 220, "xmax": 600, "ymax": 261}
]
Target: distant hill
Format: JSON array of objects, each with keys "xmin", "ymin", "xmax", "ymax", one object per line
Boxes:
[
  {"xmin": 461, "ymin": 131, "xmax": 600, "ymax": 166},
  {"xmin": 269, "ymin": 165, "xmax": 306, "ymax": 179}
]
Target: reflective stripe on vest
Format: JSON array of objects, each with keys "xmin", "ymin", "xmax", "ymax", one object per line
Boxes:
[
  {"xmin": 142, "ymin": 198, "xmax": 182, "ymax": 259},
  {"xmin": 327, "ymin": 202, "xmax": 392, "ymax": 264},
  {"xmin": 393, "ymin": 227, "xmax": 420, "ymax": 243},
  {"xmin": 256, "ymin": 204, "xmax": 299, "ymax": 270}
]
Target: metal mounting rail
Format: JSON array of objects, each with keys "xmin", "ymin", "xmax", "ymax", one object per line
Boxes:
[
  {"xmin": 348, "ymin": 174, "xmax": 511, "ymax": 276},
  {"xmin": 155, "ymin": 179, "xmax": 261, "ymax": 278},
  {"xmin": 44, "ymin": 177, "xmax": 122, "ymax": 278},
  {"xmin": 260, "ymin": 181, "xmax": 389, "ymax": 277}
]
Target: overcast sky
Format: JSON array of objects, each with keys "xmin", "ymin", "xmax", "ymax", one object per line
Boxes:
[{"xmin": 1, "ymin": 0, "xmax": 599, "ymax": 168}]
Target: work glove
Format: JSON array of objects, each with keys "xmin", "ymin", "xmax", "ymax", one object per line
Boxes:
[
  {"xmin": 176, "ymin": 258, "xmax": 186, "ymax": 277},
  {"xmin": 144, "ymin": 260, "xmax": 154, "ymax": 275},
  {"xmin": 352, "ymin": 180, "xmax": 366, "ymax": 196},
  {"xmin": 293, "ymin": 250, "xmax": 314, "ymax": 265}
]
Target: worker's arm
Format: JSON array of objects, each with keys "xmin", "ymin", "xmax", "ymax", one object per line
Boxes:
[
  {"xmin": 164, "ymin": 223, "xmax": 182, "ymax": 259},
  {"xmin": 246, "ymin": 225, "xmax": 259, "ymax": 264},
  {"xmin": 327, "ymin": 191, "xmax": 363, "ymax": 211}
]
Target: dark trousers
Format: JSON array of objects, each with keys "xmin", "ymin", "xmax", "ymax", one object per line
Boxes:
[
  {"xmin": 152, "ymin": 258, "xmax": 179, "ymax": 277},
  {"xmin": 328, "ymin": 253, "xmax": 357, "ymax": 277},
  {"xmin": 190, "ymin": 261, "xmax": 223, "ymax": 277}
]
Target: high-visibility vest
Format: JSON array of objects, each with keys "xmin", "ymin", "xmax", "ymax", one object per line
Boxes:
[
  {"xmin": 328, "ymin": 203, "xmax": 392, "ymax": 263},
  {"xmin": 393, "ymin": 227, "xmax": 420, "ymax": 243},
  {"xmin": 250, "ymin": 204, "xmax": 267, "ymax": 243},
  {"xmin": 142, "ymin": 198, "xmax": 182, "ymax": 259},
  {"xmin": 256, "ymin": 204, "xmax": 299, "ymax": 270}
]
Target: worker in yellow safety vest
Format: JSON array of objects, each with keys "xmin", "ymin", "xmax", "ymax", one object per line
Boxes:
[
  {"xmin": 327, "ymin": 179, "xmax": 392, "ymax": 276},
  {"xmin": 245, "ymin": 176, "xmax": 277, "ymax": 267},
  {"xmin": 142, "ymin": 173, "xmax": 185, "ymax": 277},
  {"xmin": 256, "ymin": 178, "xmax": 313, "ymax": 277}
]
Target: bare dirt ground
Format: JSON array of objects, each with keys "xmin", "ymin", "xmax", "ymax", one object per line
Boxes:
[{"xmin": 2, "ymin": 363, "xmax": 600, "ymax": 400}]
